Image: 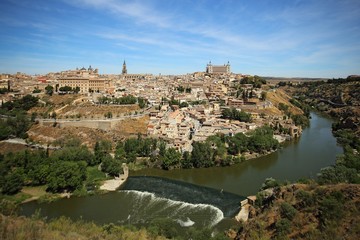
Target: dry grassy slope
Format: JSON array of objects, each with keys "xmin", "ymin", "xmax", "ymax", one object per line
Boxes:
[
  {"xmin": 238, "ymin": 183, "xmax": 360, "ymax": 240},
  {"xmin": 113, "ymin": 116, "xmax": 149, "ymax": 136},
  {"xmin": 0, "ymin": 142, "xmax": 28, "ymax": 155},
  {"xmin": 27, "ymin": 116, "xmax": 150, "ymax": 148},
  {"xmin": 26, "ymin": 94, "xmax": 147, "ymax": 148},
  {"xmin": 0, "ymin": 214, "xmax": 166, "ymax": 240},
  {"xmin": 266, "ymin": 89, "xmax": 303, "ymax": 115},
  {"xmin": 56, "ymin": 103, "xmax": 139, "ymax": 118},
  {"xmin": 284, "ymin": 82, "xmax": 360, "ymax": 134},
  {"xmin": 30, "ymin": 95, "xmax": 140, "ymax": 119},
  {"xmin": 27, "ymin": 124, "xmax": 115, "ymax": 148}
]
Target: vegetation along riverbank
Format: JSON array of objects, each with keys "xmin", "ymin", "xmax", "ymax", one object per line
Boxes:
[
  {"xmin": 0, "ymin": 76, "xmax": 359, "ymax": 239},
  {"xmin": 234, "ymin": 76, "xmax": 360, "ymax": 239}
]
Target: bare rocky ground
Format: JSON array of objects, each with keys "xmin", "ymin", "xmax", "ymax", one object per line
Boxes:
[
  {"xmin": 235, "ymin": 183, "xmax": 360, "ymax": 240},
  {"xmin": 27, "ymin": 115, "xmax": 149, "ymax": 149}
]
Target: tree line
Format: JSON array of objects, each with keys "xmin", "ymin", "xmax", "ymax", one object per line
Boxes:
[
  {"xmin": 98, "ymin": 95, "xmax": 147, "ymax": 108},
  {"xmin": 0, "ymin": 95, "xmax": 39, "ymax": 140},
  {"xmin": 0, "ymin": 125, "xmax": 280, "ymax": 195},
  {"xmin": 221, "ymin": 107, "xmax": 252, "ymax": 122}
]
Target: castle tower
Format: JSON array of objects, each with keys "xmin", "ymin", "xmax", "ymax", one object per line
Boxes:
[
  {"xmin": 206, "ymin": 61, "xmax": 212, "ymax": 74},
  {"xmin": 122, "ymin": 60, "xmax": 127, "ymax": 74},
  {"xmin": 226, "ymin": 61, "xmax": 231, "ymax": 74}
]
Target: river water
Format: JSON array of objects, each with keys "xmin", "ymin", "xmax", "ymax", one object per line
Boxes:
[{"xmin": 20, "ymin": 112, "xmax": 342, "ymax": 229}]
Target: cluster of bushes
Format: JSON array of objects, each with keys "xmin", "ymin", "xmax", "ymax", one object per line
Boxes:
[
  {"xmin": 0, "ymin": 95, "xmax": 39, "ymax": 140},
  {"xmin": 0, "ymin": 114, "xmax": 32, "ymax": 140},
  {"xmin": 278, "ymin": 102, "xmax": 310, "ymax": 127},
  {"xmin": 240, "ymin": 75, "xmax": 266, "ymax": 88},
  {"xmin": 327, "ymin": 76, "xmax": 360, "ymax": 84},
  {"xmin": 158, "ymin": 126, "xmax": 278, "ymax": 170},
  {"xmin": 0, "ymin": 87, "xmax": 9, "ymax": 94},
  {"xmin": 110, "ymin": 126, "xmax": 278, "ymax": 171},
  {"xmin": 227, "ymin": 126, "xmax": 279, "ymax": 155},
  {"xmin": 0, "ymin": 95, "xmax": 39, "ymax": 115},
  {"xmin": 176, "ymin": 86, "xmax": 191, "ymax": 93},
  {"xmin": 221, "ymin": 107, "xmax": 252, "ymax": 122},
  {"xmin": 98, "ymin": 95, "xmax": 147, "ymax": 108},
  {"xmin": 248, "ymin": 176, "xmax": 356, "ymax": 239},
  {"xmin": 58, "ymin": 86, "xmax": 80, "ymax": 93},
  {"xmin": 0, "ymin": 212, "xmax": 229, "ymax": 240},
  {"xmin": 317, "ymin": 128, "xmax": 360, "ymax": 185},
  {"xmin": 160, "ymin": 97, "xmax": 190, "ymax": 109},
  {"xmin": 0, "ymin": 140, "xmax": 95, "ymax": 195}
]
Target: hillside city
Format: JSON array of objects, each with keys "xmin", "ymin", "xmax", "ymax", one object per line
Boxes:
[
  {"xmin": 1, "ymin": 62, "xmax": 360, "ymax": 240},
  {"xmin": 0, "ymin": 61, "xmax": 304, "ymax": 154}
]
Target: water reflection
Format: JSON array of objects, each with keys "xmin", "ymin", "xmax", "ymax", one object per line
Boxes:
[{"xmin": 134, "ymin": 112, "xmax": 342, "ymax": 196}]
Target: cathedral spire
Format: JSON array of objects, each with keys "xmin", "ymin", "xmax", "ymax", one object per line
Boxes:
[{"xmin": 122, "ymin": 60, "xmax": 127, "ymax": 74}]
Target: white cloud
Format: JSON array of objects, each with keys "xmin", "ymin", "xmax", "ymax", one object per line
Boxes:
[{"xmin": 68, "ymin": 0, "xmax": 171, "ymax": 28}]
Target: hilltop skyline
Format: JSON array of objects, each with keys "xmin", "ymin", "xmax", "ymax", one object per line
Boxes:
[{"xmin": 0, "ymin": 0, "xmax": 359, "ymax": 77}]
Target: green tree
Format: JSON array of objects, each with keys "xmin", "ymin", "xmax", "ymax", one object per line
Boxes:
[
  {"xmin": 47, "ymin": 161, "xmax": 86, "ymax": 192},
  {"xmin": 260, "ymin": 91, "xmax": 267, "ymax": 101},
  {"xmin": 1, "ymin": 171, "xmax": 24, "ymax": 195},
  {"xmin": 280, "ymin": 202, "xmax": 297, "ymax": 220},
  {"xmin": 275, "ymin": 218, "xmax": 291, "ymax": 236},
  {"xmin": 45, "ymin": 85, "xmax": 54, "ymax": 96},
  {"xmin": 94, "ymin": 140, "xmax": 112, "ymax": 164},
  {"xmin": 191, "ymin": 141, "xmax": 214, "ymax": 168},
  {"xmin": 318, "ymin": 193, "xmax": 345, "ymax": 227},
  {"xmin": 161, "ymin": 148, "xmax": 181, "ymax": 170},
  {"xmin": 73, "ymin": 86, "xmax": 80, "ymax": 93},
  {"xmin": 138, "ymin": 97, "xmax": 147, "ymax": 108},
  {"xmin": 181, "ymin": 151, "xmax": 192, "ymax": 168},
  {"xmin": 101, "ymin": 155, "xmax": 121, "ymax": 176},
  {"xmin": 28, "ymin": 164, "xmax": 50, "ymax": 185},
  {"xmin": 59, "ymin": 86, "xmax": 72, "ymax": 92}
]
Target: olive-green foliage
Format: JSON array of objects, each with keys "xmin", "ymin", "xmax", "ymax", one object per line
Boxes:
[
  {"xmin": 291, "ymin": 114, "xmax": 309, "ymax": 127},
  {"xmin": 98, "ymin": 95, "xmax": 147, "ymax": 108},
  {"xmin": 279, "ymin": 202, "xmax": 297, "ymax": 221},
  {"xmin": 191, "ymin": 141, "xmax": 214, "ymax": 168},
  {"xmin": 122, "ymin": 137, "xmax": 158, "ymax": 158},
  {"xmin": 0, "ymin": 141, "xmax": 110, "ymax": 194},
  {"xmin": 0, "ymin": 94, "xmax": 39, "ymax": 114},
  {"xmin": 275, "ymin": 218, "xmax": 291, "ymax": 236},
  {"xmin": 221, "ymin": 107, "xmax": 251, "ymax": 122},
  {"xmin": 161, "ymin": 147, "xmax": 181, "ymax": 170},
  {"xmin": 261, "ymin": 177, "xmax": 280, "ymax": 190},
  {"xmin": 101, "ymin": 155, "xmax": 121, "ymax": 176},
  {"xmin": 0, "ymin": 214, "xmax": 166, "ymax": 240},
  {"xmin": 0, "ymin": 95, "xmax": 39, "ymax": 140},
  {"xmin": 148, "ymin": 217, "xmax": 221, "ymax": 240},
  {"xmin": 318, "ymin": 191, "xmax": 345, "ymax": 228},
  {"xmin": 240, "ymin": 75, "xmax": 266, "ymax": 88},
  {"xmin": 94, "ymin": 140, "xmax": 113, "ymax": 165},
  {"xmin": 45, "ymin": 85, "xmax": 53, "ymax": 95},
  {"xmin": 47, "ymin": 161, "xmax": 86, "ymax": 192},
  {"xmin": 52, "ymin": 146, "xmax": 94, "ymax": 165},
  {"xmin": 317, "ymin": 165, "xmax": 360, "ymax": 184},
  {"xmin": 0, "ymin": 199, "xmax": 18, "ymax": 215},
  {"xmin": 1, "ymin": 172, "xmax": 24, "ymax": 195},
  {"xmin": 295, "ymin": 189, "xmax": 315, "ymax": 208},
  {"xmin": 0, "ymin": 114, "xmax": 31, "ymax": 140}
]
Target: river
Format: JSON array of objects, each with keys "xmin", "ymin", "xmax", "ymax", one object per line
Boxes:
[{"xmin": 20, "ymin": 112, "xmax": 343, "ymax": 230}]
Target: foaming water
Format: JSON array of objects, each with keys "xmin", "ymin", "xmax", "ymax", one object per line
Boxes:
[
  {"xmin": 20, "ymin": 177, "xmax": 242, "ymax": 229},
  {"xmin": 120, "ymin": 190, "xmax": 224, "ymax": 227},
  {"xmin": 120, "ymin": 176, "xmax": 245, "ymax": 218}
]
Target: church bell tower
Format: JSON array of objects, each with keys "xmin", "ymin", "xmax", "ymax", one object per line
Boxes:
[{"xmin": 122, "ymin": 60, "xmax": 127, "ymax": 74}]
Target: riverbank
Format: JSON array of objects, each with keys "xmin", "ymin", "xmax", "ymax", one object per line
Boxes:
[{"xmin": 100, "ymin": 163, "xmax": 129, "ymax": 191}]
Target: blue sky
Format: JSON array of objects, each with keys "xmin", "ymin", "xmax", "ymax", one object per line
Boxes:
[{"xmin": 0, "ymin": 0, "xmax": 359, "ymax": 77}]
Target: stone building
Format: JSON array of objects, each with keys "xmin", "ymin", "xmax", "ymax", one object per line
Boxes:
[
  {"xmin": 206, "ymin": 61, "xmax": 231, "ymax": 74},
  {"xmin": 58, "ymin": 66, "xmax": 112, "ymax": 93}
]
